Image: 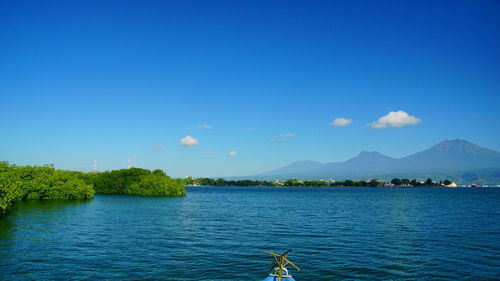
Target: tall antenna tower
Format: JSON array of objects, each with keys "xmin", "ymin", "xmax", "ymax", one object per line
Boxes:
[
  {"xmin": 93, "ymin": 160, "xmax": 97, "ymax": 173},
  {"xmin": 128, "ymin": 158, "xmax": 132, "ymax": 169}
]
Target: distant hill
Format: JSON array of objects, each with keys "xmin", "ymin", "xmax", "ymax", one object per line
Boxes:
[
  {"xmin": 260, "ymin": 160, "xmax": 325, "ymax": 177},
  {"xmin": 242, "ymin": 139, "xmax": 500, "ymax": 184}
]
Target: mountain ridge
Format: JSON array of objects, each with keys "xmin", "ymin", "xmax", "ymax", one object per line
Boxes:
[{"xmin": 241, "ymin": 139, "xmax": 500, "ymax": 184}]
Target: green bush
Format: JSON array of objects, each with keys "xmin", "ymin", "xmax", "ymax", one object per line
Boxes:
[
  {"xmin": 90, "ymin": 168, "xmax": 186, "ymax": 197},
  {"xmin": 0, "ymin": 162, "xmax": 95, "ymax": 214}
]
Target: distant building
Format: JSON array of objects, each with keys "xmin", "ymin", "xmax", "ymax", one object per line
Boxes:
[{"xmin": 445, "ymin": 182, "xmax": 458, "ymax": 188}]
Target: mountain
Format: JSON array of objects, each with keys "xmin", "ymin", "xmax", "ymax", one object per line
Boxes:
[
  {"xmin": 245, "ymin": 139, "xmax": 500, "ymax": 184},
  {"xmin": 259, "ymin": 160, "xmax": 324, "ymax": 177},
  {"xmin": 399, "ymin": 139, "xmax": 500, "ymax": 171},
  {"xmin": 324, "ymin": 151, "xmax": 398, "ymax": 173}
]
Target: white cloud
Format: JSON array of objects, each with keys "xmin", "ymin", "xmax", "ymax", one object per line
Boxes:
[
  {"xmin": 204, "ymin": 150, "xmax": 214, "ymax": 154},
  {"xmin": 198, "ymin": 124, "xmax": 213, "ymax": 129},
  {"xmin": 152, "ymin": 143, "xmax": 164, "ymax": 150},
  {"xmin": 369, "ymin": 111, "xmax": 422, "ymax": 129},
  {"xmin": 331, "ymin": 118, "xmax": 352, "ymax": 127},
  {"xmin": 228, "ymin": 151, "xmax": 237, "ymax": 156},
  {"xmin": 186, "ymin": 124, "xmax": 213, "ymax": 130},
  {"xmin": 180, "ymin": 136, "xmax": 199, "ymax": 147},
  {"xmin": 273, "ymin": 133, "xmax": 295, "ymax": 142}
]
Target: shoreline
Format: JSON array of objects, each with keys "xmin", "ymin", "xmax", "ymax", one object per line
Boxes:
[{"xmin": 186, "ymin": 184, "xmax": 499, "ymax": 188}]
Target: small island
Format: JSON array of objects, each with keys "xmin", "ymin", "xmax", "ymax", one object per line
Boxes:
[{"xmin": 89, "ymin": 167, "xmax": 186, "ymax": 197}]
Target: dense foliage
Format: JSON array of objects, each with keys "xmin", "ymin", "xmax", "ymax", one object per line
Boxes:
[
  {"xmin": 0, "ymin": 162, "xmax": 95, "ymax": 214},
  {"xmin": 1, "ymin": 163, "xmax": 186, "ymax": 214},
  {"xmin": 90, "ymin": 168, "xmax": 186, "ymax": 197}
]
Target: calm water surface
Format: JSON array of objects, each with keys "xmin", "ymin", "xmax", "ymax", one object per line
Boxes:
[{"xmin": 1, "ymin": 187, "xmax": 499, "ymax": 280}]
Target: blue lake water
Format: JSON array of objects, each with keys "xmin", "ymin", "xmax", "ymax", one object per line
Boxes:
[{"xmin": 1, "ymin": 187, "xmax": 499, "ymax": 280}]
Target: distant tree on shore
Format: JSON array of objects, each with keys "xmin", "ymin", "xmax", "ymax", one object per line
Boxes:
[
  {"xmin": 391, "ymin": 178, "xmax": 402, "ymax": 185},
  {"xmin": 410, "ymin": 179, "xmax": 422, "ymax": 186}
]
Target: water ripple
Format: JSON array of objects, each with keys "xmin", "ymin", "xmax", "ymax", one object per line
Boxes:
[{"xmin": 1, "ymin": 187, "xmax": 499, "ymax": 280}]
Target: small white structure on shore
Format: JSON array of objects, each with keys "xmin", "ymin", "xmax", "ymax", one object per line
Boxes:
[{"xmin": 445, "ymin": 181, "xmax": 458, "ymax": 188}]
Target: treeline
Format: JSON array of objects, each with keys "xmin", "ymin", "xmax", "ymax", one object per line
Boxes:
[
  {"xmin": 390, "ymin": 178, "xmax": 451, "ymax": 186},
  {"xmin": 186, "ymin": 178, "xmax": 381, "ymax": 187},
  {"xmin": 0, "ymin": 162, "xmax": 186, "ymax": 214},
  {"xmin": 0, "ymin": 162, "xmax": 94, "ymax": 214},
  {"xmin": 185, "ymin": 177, "xmax": 452, "ymax": 187},
  {"xmin": 186, "ymin": 177, "xmax": 276, "ymax": 187},
  {"xmin": 89, "ymin": 168, "xmax": 186, "ymax": 197}
]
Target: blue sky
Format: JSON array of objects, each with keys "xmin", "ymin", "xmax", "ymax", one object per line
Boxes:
[{"xmin": 1, "ymin": 0, "xmax": 499, "ymax": 177}]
